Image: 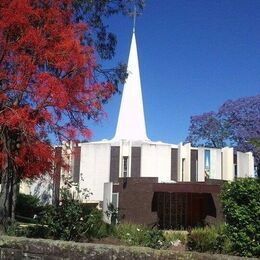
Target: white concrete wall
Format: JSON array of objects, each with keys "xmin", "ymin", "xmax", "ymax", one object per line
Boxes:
[
  {"xmin": 20, "ymin": 174, "xmax": 53, "ymax": 204},
  {"xmin": 222, "ymin": 147, "xmax": 234, "ymax": 181},
  {"xmin": 79, "ymin": 143, "xmax": 111, "ymax": 201},
  {"xmin": 141, "ymin": 143, "xmax": 171, "ymax": 182},
  {"xmin": 237, "ymin": 151, "xmax": 254, "ymax": 178}
]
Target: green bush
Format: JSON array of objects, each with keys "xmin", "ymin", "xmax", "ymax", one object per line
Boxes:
[
  {"xmin": 114, "ymin": 223, "xmax": 146, "ymax": 246},
  {"xmin": 83, "ymin": 208, "xmax": 112, "ymax": 239},
  {"xmin": 143, "ymin": 228, "xmax": 166, "ymax": 249},
  {"xmin": 114, "ymin": 223, "xmax": 166, "ymax": 249},
  {"xmin": 187, "ymin": 225, "xmax": 230, "ymax": 253},
  {"xmin": 43, "ymin": 186, "xmax": 111, "ymax": 241},
  {"xmin": 221, "ymin": 178, "xmax": 260, "ymax": 257},
  {"xmin": 25, "ymin": 225, "xmax": 50, "ymax": 238},
  {"xmin": 16, "ymin": 193, "xmax": 43, "ymax": 219},
  {"xmin": 164, "ymin": 230, "xmax": 187, "ymax": 245},
  {"xmin": 6, "ymin": 223, "xmax": 49, "ymax": 239},
  {"xmin": 6, "ymin": 222, "xmax": 27, "ymax": 237}
]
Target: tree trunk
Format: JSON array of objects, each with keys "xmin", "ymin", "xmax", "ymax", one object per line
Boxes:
[
  {"xmin": 0, "ymin": 168, "xmax": 11, "ymax": 228},
  {"xmin": 0, "ymin": 132, "xmax": 17, "ymax": 228},
  {"xmin": 11, "ymin": 173, "xmax": 18, "ymax": 222}
]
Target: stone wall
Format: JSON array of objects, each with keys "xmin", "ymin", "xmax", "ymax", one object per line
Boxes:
[{"xmin": 0, "ymin": 236, "xmax": 254, "ymax": 260}]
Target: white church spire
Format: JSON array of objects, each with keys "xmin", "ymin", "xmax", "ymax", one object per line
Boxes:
[{"xmin": 113, "ymin": 30, "xmax": 149, "ymax": 141}]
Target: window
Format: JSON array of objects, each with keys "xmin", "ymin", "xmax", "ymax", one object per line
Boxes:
[
  {"xmin": 181, "ymin": 158, "xmax": 185, "ymax": 181},
  {"xmin": 122, "ymin": 156, "xmax": 128, "ymax": 177},
  {"xmin": 112, "ymin": 193, "xmax": 119, "ymax": 209},
  {"xmin": 204, "ymin": 149, "xmax": 211, "ymax": 178}
]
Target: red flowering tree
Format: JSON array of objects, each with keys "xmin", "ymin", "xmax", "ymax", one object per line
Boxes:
[{"xmin": 0, "ymin": 0, "xmax": 144, "ymax": 226}]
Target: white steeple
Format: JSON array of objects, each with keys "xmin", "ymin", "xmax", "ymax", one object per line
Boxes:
[{"xmin": 112, "ymin": 31, "xmax": 149, "ymax": 141}]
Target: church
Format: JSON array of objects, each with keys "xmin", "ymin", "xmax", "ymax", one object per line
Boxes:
[
  {"xmin": 23, "ymin": 28, "xmax": 254, "ymax": 229},
  {"xmin": 56, "ymin": 29, "xmax": 254, "ymax": 228}
]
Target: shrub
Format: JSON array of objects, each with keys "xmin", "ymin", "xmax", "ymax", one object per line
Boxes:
[
  {"xmin": 6, "ymin": 222, "xmax": 27, "ymax": 237},
  {"xmin": 6, "ymin": 223, "xmax": 49, "ymax": 239},
  {"xmin": 43, "ymin": 184, "xmax": 111, "ymax": 241},
  {"xmin": 114, "ymin": 223, "xmax": 146, "ymax": 246},
  {"xmin": 187, "ymin": 225, "xmax": 228, "ymax": 253},
  {"xmin": 83, "ymin": 208, "xmax": 112, "ymax": 239},
  {"xmin": 143, "ymin": 228, "xmax": 166, "ymax": 249},
  {"xmin": 16, "ymin": 193, "xmax": 43, "ymax": 219},
  {"xmin": 164, "ymin": 230, "xmax": 187, "ymax": 245},
  {"xmin": 221, "ymin": 178, "xmax": 260, "ymax": 257},
  {"xmin": 114, "ymin": 223, "xmax": 166, "ymax": 249}
]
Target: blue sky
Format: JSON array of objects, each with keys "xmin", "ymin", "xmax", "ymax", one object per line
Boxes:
[{"xmin": 88, "ymin": 0, "xmax": 260, "ymax": 144}]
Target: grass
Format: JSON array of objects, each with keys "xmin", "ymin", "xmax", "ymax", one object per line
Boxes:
[{"xmin": 163, "ymin": 230, "xmax": 188, "ymax": 245}]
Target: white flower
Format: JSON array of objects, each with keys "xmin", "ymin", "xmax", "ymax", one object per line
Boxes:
[
  {"xmin": 137, "ymin": 228, "xmax": 140, "ymax": 232},
  {"xmin": 173, "ymin": 239, "xmax": 181, "ymax": 247},
  {"xmin": 126, "ymin": 233, "xmax": 130, "ymax": 236},
  {"xmin": 59, "ymin": 201, "xmax": 62, "ymax": 206},
  {"xmin": 80, "ymin": 217, "xmax": 83, "ymax": 221}
]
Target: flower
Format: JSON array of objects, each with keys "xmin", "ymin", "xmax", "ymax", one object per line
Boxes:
[
  {"xmin": 173, "ymin": 239, "xmax": 181, "ymax": 247},
  {"xmin": 137, "ymin": 228, "xmax": 140, "ymax": 232}
]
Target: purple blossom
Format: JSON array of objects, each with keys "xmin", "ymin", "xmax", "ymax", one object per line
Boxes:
[{"xmin": 186, "ymin": 95, "xmax": 260, "ymax": 164}]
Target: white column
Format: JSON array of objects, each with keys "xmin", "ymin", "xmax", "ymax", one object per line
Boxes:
[
  {"xmin": 237, "ymin": 151, "xmax": 254, "ymax": 178},
  {"xmin": 177, "ymin": 143, "xmax": 191, "ymax": 182},
  {"xmin": 222, "ymin": 147, "xmax": 234, "ymax": 181},
  {"xmin": 197, "ymin": 148, "xmax": 205, "ymax": 182}
]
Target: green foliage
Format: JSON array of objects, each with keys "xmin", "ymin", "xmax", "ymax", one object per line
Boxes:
[
  {"xmin": 6, "ymin": 223, "xmax": 49, "ymax": 239},
  {"xmin": 187, "ymin": 225, "xmax": 230, "ymax": 253},
  {"xmin": 143, "ymin": 228, "xmax": 166, "ymax": 249},
  {"xmin": 163, "ymin": 230, "xmax": 187, "ymax": 245},
  {"xmin": 43, "ymin": 188, "xmax": 84, "ymax": 241},
  {"xmin": 15, "ymin": 193, "xmax": 43, "ymax": 219},
  {"xmin": 114, "ymin": 223, "xmax": 166, "ymax": 249},
  {"xmin": 43, "ymin": 187, "xmax": 109, "ymax": 241},
  {"xmin": 6, "ymin": 222, "xmax": 26, "ymax": 237},
  {"xmin": 221, "ymin": 178, "xmax": 260, "ymax": 257},
  {"xmin": 83, "ymin": 208, "xmax": 112, "ymax": 239}
]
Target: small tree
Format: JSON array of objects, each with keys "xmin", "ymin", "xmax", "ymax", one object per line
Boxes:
[{"xmin": 221, "ymin": 178, "xmax": 260, "ymax": 257}]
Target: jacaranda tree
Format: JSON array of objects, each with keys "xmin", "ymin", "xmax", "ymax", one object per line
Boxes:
[
  {"xmin": 0, "ymin": 0, "xmax": 144, "ymax": 226},
  {"xmin": 186, "ymin": 95, "xmax": 260, "ymax": 174}
]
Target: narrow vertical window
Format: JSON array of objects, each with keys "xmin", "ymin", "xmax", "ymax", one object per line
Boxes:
[
  {"xmin": 122, "ymin": 156, "xmax": 128, "ymax": 177},
  {"xmin": 204, "ymin": 149, "xmax": 211, "ymax": 178},
  {"xmin": 181, "ymin": 158, "xmax": 185, "ymax": 181},
  {"xmin": 234, "ymin": 154, "xmax": 237, "ymax": 178}
]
